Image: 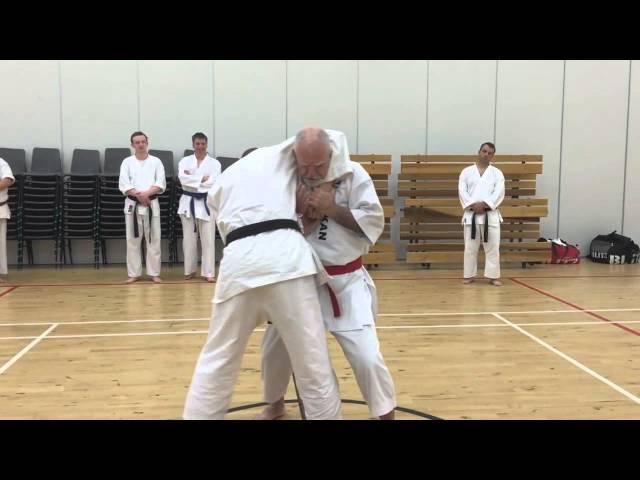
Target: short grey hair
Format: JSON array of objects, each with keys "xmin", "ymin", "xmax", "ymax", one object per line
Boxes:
[{"xmin": 294, "ymin": 128, "xmax": 330, "ymax": 148}]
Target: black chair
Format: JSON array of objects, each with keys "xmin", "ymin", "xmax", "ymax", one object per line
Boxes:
[
  {"xmin": 217, "ymin": 156, "xmax": 239, "ymax": 172},
  {"xmin": 21, "ymin": 148, "xmax": 63, "ymax": 266},
  {"xmin": 149, "ymin": 149, "xmax": 174, "ymax": 177},
  {"xmin": 31, "ymin": 148, "xmax": 63, "ymax": 175},
  {"xmin": 173, "ymin": 177, "xmax": 184, "ymax": 263},
  {"xmin": 104, "ymin": 148, "xmax": 131, "ymax": 175},
  {"xmin": 70, "ymin": 149, "xmax": 101, "ymax": 175},
  {"xmin": 150, "ymin": 150, "xmax": 177, "ymax": 264},
  {"xmin": 98, "ymin": 148, "xmax": 130, "ymax": 264},
  {"xmin": 61, "ymin": 149, "xmax": 101, "ymax": 267},
  {"xmin": 0, "ymin": 148, "xmax": 27, "ymax": 174}
]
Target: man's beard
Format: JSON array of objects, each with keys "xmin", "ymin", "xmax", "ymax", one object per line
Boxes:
[{"xmin": 300, "ymin": 177, "xmax": 325, "ymax": 189}]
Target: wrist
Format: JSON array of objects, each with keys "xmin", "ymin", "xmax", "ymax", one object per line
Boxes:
[{"xmin": 326, "ymin": 205, "xmax": 340, "ymax": 218}]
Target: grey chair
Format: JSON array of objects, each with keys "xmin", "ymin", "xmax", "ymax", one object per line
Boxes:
[
  {"xmin": 104, "ymin": 148, "xmax": 131, "ymax": 175},
  {"xmin": 63, "ymin": 149, "xmax": 101, "ymax": 266},
  {"xmin": 0, "ymin": 148, "xmax": 27, "ymax": 174},
  {"xmin": 31, "ymin": 148, "xmax": 62, "ymax": 174},
  {"xmin": 71, "ymin": 149, "xmax": 101, "ymax": 175},
  {"xmin": 98, "ymin": 148, "xmax": 131, "ymax": 264},
  {"xmin": 218, "ymin": 156, "xmax": 239, "ymax": 172},
  {"xmin": 149, "ymin": 149, "xmax": 174, "ymax": 177},
  {"xmin": 22, "ymin": 148, "xmax": 63, "ymax": 265},
  {"xmin": 149, "ymin": 149, "xmax": 177, "ymax": 263}
]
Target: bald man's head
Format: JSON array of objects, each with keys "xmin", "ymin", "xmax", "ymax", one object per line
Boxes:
[{"xmin": 293, "ymin": 127, "xmax": 332, "ymax": 186}]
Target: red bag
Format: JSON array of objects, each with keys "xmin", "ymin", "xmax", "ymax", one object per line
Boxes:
[{"xmin": 550, "ymin": 240, "xmax": 580, "ymax": 264}]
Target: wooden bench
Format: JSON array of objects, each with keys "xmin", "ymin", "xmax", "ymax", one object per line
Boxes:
[
  {"xmin": 399, "ymin": 155, "xmax": 550, "ymax": 268},
  {"xmin": 351, "ymin": 154, "xmax": 396, "ymax": 266}
]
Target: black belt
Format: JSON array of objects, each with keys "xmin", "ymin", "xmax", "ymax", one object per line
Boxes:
[
  {"xmin": 225, "ymin": 219, "xmax": 301, "ymax": 247},
  {"xmin": 127, "ymin": 194, "xmax": 159, "ymax": 240},
  {"xmin": 470, "ymin": 209, "xmax": 490, "ymax": 243},
  {"xmin": 0, "ymin": 200, "xmax": 7, "ymax": 207},
  {"xmin": 182, "ymin": 191, "xmax": 210, "ymax": 233}
]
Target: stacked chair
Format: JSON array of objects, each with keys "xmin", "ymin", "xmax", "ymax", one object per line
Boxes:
[
  {"xmin": 21, "ymin": 148, "xmax": 63, "ymax": 266},
  {"xmin": 98, "ymin": 148, "xmax": 130, "ymax": 264},
  {"xmin": 149, "ymin": 149, "xmax": 177, "ymax": 265},
  {"xmin": 0, "ymin": 146, "xmax": 245, "ymax": 268},
  {"xmin": 61, "ymin": 149, "xmax": 101, "ymax": 267}
]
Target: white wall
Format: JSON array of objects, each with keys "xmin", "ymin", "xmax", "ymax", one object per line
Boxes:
[
  {"xmin": 559, "ymin": 60, "xmax": 630, "ymax": 252},
  {"xmin": 495, "ymin": 60, "xmax": 564, "ymax": 238},
  {"xmin": 358, "ymin": 60, "xmax": 428, "ymax": 154},
  {"xmin": 214, "ymin": 60, "xmax": 286, "ymax": 158},
  {"xmin": 61, "ymin": 60, "xmax": 138, "ymax": 171},
  {"xmin": 286, "ymin": 61, "xmax": 358, "ymax": 141},
  {"xmin": 0, "ymin": 61, "xmax": 61, "ymax": 265},
  {"xmin": 358, "ymin": 60, "xmax": 428, "ymax": 255},
  {"xmin": 623, "ymin": 60, "xmax": 640, "ymax": 244},
  {"xmin": 0, "ymin": 60, "xmax": 61, "ymax": 168},
  {"xmin": 427, "ymin": 60, "xmax": 497, "ymax": 154},
  {"xmin": 139, "ymin": 60, "xmax": 214, "ymax": 171},
  {"xmin": 1, "ymin": 60, "xmax": 637, "ymax": 265}
]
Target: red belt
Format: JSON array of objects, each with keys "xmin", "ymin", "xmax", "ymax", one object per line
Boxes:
[{"xmin": 324, "ymin": 257, "xmax": 363, "ymax": 317}]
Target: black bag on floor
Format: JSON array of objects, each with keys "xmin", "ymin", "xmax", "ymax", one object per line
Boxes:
[{"xmin": 589, "ymin": 231, "xmax": 640, "ymax": 264}]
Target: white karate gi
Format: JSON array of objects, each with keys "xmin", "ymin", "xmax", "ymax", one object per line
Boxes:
[
  {"xmin": 183, "ymin": 130, "xmax": 353, "ymax": 420},
  {"xmin": 458, "ymin": 164, "xmax": 505, "ymax": 279},
  {"xmin": 119, "ymin": 155, "xmax": 166, "ymax": 279},
  {"xmin": 261, "ymin": 161, "xmax": 397, "ymax": 418},
  {"xmin": 0, "ymin": 158, "xmax": 15, "ymax": 276},
  {"xmin": 177, "ymin": 154, "xmax": 221, "ymax": 278}
]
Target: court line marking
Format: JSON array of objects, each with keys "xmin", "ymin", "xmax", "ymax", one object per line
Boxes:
[
  {"xmin": 0, "ymin": 286, "xmax": 19, "ymax": 299},
  {"xmin": 378, "ymin": 307, "xmax": 640, "ymax": 317},
  {"xmin": 0, "ymin": 317, "xmax": 211, "ymax": 327},
  {"xmin": 373, "ymin": 275, "xmax": 640, "ymax": 281},
  {"xmin": 3, "ymin": 319, "xmax": 640, "ymax": 340},
  {"xmin": 492, "ymin": 313, "xmax": 640, "ymax": 405},
  {"xmin": 510, "ymin": 277, "xmax": 640, "ymax": 337},
  {"xmin": 2, "ymin": 273, "xmax": 639, "ymax": 289},
  {"xmin": 1, "ymin": 307, "xmax": 639, "ymax": 327},
  {"xmin": 0, "ymin": 324, "xmax": 58, "ymax": 375},
  {"xmin": 0, "ymin": 281, "xmax": 214, "ymax": 288}
]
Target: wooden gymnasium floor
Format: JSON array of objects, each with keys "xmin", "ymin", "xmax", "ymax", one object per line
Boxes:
[{"xmin": 0, "ymin": 262, "xmax": 639, "ymax": 420}]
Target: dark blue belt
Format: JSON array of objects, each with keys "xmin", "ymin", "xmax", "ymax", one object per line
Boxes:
[{"xmin": 183, "ymin": 191, "xmax": 210, "ymax": 232}]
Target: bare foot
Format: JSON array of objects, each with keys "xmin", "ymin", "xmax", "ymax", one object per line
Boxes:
[
  {"xmin": 379, "ymin": 409, "xmax": 395, "ymax": 420},
  {"xmin": 206, "ymin": 276, "xmax": 215, "ymax": 283},
  {"xmin": 256, "ymin": 402, "xmax": 286, "ymax": 420},
  {"xmin": 184, "ymin": 273, "xmax": 195, "ymax": 280},
  {"xmin": 126, "ymin": 277, "xmax": 140, "ymax": 284},
  {"xmin": 151, "ymin": 276, "xmax": 162, "ymax": 284},
  {"xmin": 489, "ymin": 279, "xmax": 503, "ymax": 286},
  {"xmin": 462, "ymin": 278, "xmax": 474, "ymax": 284}
]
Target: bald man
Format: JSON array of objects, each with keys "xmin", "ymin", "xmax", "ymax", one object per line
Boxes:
[
  {"xmin": 183, "ymin": 128, "xmax": 350, "ymax": 420},
  {"xmin": 258, "ymin": 152, "xmax": 397, "ymax": 420}
]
